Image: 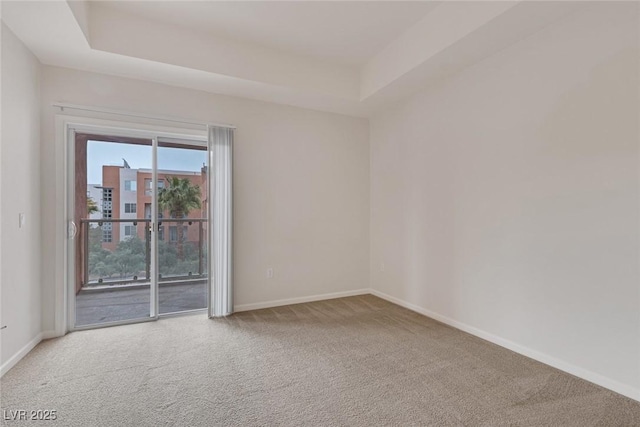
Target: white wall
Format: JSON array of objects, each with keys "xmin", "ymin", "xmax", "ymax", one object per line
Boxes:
[
  {"xmin": 0, "ymin": 24, "xmax": 42, "ymax": 369},
  {"xmin": 40, "ymin": 66, "xmax": 370, "ymax": 330},
  {"xmin": 370, "ymin": 3, "xmax": 639, "ymax": 398}
]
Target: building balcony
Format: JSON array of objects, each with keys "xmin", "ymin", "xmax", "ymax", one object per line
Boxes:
[{"xmin": 76, "ymin": 218, "xmax": 208, "ymax": 326}]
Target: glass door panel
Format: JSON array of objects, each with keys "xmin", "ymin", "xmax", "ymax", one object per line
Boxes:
[
  {"xmin": 75, "ymin": 135, "xmax": 154, "ymax": 327},
  {"xmin": 156, "ymin": 139, "xmax": 209, "ymax": 314}
]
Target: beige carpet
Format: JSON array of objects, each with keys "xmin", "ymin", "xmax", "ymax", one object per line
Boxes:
[{"xmin": 1, "ymin": 295, "xmax": 639, "ymax": 426}]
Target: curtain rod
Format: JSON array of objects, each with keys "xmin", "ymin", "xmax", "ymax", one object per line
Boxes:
[{"xmin": 52, "ymin": 102, "xmax": 236, "ymax": 130}]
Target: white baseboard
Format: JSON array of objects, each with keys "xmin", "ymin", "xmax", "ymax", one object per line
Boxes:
[
  {"xmin": 235, "ymin": 288, "xmax": 371, "ymax": 312},
  {"xmin": 3, "ymin": 290, "xmax": 638, "ymax": 403},
  {"xmin": 369, "ymin": 289, "xmax": 640, "ymax": 402},
  {"xmin": 41, "ymin": 330, "xmax": 61, "ymax": 340},
  {"xmin": 0, "ymin": 332, "xmax": 42, "ymax": 378}
]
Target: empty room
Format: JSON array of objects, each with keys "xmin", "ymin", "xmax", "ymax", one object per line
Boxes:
[{"xmin": 1, "ymin": 1, "xmax": 639, "ymax": 425}]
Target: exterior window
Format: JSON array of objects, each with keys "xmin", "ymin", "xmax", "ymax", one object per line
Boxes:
[
  {"xmin": 124, "ymin": 225, "xmax": 137, "ymax": 237},
  {"xmin": 158, "ymin": 226, "xmax": 165, "ymax": 241},
  {"xmin": 124, "ymin": 180, "xmax": 137, "ymax": 192},
  {"xmin": 168, "ymin": 225, "xmax": 188, "ymax": 242},
  {"xmin": 124, "ymin": 203, "xmax": 137, "ymax": 214},
  {"xmin": 144, "ymin": 203, "xmax": 163, "ymax": 219},
  {"xmin": 145, "ymin": 179, "xmax": 165, "ymax": 196},
  {"xmin": 102, "ymin": 188, "xmax": 113, "ymax": 242}
]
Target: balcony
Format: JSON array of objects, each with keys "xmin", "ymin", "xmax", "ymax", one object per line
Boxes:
[{"xmin": 76, "ymin": 218, "xmax": 208, "ymax": 326}]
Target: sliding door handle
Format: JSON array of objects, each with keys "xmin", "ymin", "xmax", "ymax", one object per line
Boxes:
[{"xmin": 68, "ymin": 221, "xmax": 78, "ymax": 239}]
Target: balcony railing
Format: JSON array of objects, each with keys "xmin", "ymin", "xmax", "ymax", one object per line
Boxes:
[{"xmin": 80, "ymin": 218, "xmax": 208, "ymax": 289}]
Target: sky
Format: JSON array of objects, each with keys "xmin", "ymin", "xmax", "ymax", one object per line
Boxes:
[{"xmin": 87, "ymin": 140, "xmax": 207, "ymax": 184}]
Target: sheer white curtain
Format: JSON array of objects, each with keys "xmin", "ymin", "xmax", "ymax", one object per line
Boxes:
[{"xmin": 208, "ymin": 125, "xmax": 234, "ymax": 317}]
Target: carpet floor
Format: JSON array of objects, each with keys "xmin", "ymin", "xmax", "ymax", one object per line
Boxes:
[{"xmin": 1, "ymin": 295, "xmax": 639, "ymax": 426}]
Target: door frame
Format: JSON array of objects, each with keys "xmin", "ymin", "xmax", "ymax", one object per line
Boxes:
[{"xmin": 56, "ymin": 115, "xmax": 208, "ymax": 334}]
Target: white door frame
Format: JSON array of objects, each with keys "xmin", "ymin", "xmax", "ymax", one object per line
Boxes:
[{"xmin": 56, "ymin": 115, "xmax": 208, "ymax": 335}]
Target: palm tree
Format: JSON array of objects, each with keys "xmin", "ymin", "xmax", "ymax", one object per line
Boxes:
[
  {"xmin": 87, "ymin": 197, "xmax": 100, "ymax": 215},
  {"xmin": 157, "ymin": 176, "xmax": 202, "ymax": 258}
]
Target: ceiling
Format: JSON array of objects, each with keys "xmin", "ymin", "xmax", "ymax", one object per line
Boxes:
[
  {"xmin": 1, "ymin": 1, "xmax": 585, "ymax": 118},
  {"xmin": 99, "ymin": 1, "xmax": 438, "ymax": 66}
]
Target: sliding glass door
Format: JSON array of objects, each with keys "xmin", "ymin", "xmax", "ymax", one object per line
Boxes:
[{"xmin": 70, "ymin": 129, "xmax": 209, "ymax": 329}]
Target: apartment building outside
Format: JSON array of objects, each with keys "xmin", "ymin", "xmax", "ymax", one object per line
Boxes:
[{"xmin": 97, "ymin": 164, "xmax": 208, "ymax": 251}]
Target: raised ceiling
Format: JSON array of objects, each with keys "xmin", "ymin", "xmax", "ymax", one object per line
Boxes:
[
  {"xmin": 2, "ymin": 1, "xmax": 585, "ymax": 118},
  {"xmin": 99, "ymin": 1, "xmax": 439, "ymax": 66}
]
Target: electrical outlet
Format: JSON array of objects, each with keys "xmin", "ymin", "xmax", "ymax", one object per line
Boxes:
[
  {"xmin": 380, "ymin": 262, "xmax": 385, "ymax": 272},
  {"xmin": 18, "ymin": 213, "xmax": 26, "ymax": 229},
  {"xmin": 267, "ymin": 268, "xmax": 274, "ymax": 279}
]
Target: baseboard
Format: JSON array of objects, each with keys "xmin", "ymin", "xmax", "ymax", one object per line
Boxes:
[
  {"xmin": 235, "ymin": 288, "xmax": 371, "ymax": 312},
  {"xmin": 41, "ymin": 330, "xmax": 61, "ymax": 340},
  {"xmin": 369, "ymin": 289, "xmax": 640, "ymax": 403},
  {"xmin": 0, "ymin": 332, "xmax": 42, "ymax": 378},
  {"xmin": 4, "ymin": 290, "xmax": 637, "ymax": 402}
]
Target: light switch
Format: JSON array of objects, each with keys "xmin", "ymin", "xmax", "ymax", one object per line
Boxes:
[{"xmin": 19, "ymin": 213, "xmax": 26, "ymax": 228}]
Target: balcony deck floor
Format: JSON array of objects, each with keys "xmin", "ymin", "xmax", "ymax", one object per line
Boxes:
[{"xmin": 76, "ymin": 281, "xmax": 207, "ymax": 327}]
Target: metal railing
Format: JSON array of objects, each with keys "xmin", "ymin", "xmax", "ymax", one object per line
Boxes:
[{"xmin": 80, "ymin": 218, "xmax": 208, "ymax": 288}]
